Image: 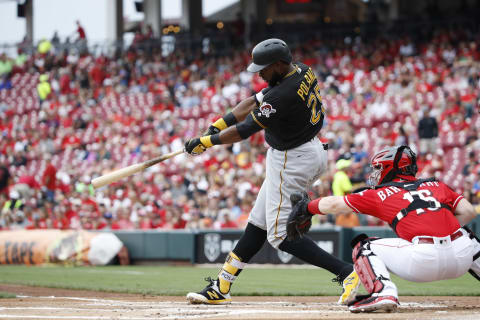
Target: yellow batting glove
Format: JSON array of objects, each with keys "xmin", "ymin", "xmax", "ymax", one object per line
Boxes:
[
  {"xmin": 184, "ymin": 136, "xmax": 214, "ymax": 156},
  {"xmin": 204, "ymin": 112, "xmax": 237, "ymax": 136}
]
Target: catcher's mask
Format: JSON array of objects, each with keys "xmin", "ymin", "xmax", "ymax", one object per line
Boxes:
[{"xmin": 368, "ymin": 145, "xmax": 418, "ymax": 186}]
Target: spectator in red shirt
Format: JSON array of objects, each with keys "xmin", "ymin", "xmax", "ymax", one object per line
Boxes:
[
  {"xmin": 31, "ymin": 207, "xmax": 48, "ymax": 229},
  {"xmin": 150, "ymin": 213, "xmax": 165, "ymax": 229},
  {"xmin": 13, "ymin": 174, "xmax": 40, "ymax": 199},
  {"xmin": 59, "ymin": 68, "xmax": 71, "ymax": 95},
  {"xmin": 76, "ymin": 21, "xmax": 86, "ymax": 40},
  {"xmin": 220, "ymin": 209, "xmax": 238, "ymax": 229},
  {"xmin": 80, "ymin": 212, "xmax": 94, "ymax": 229},
  {"xmin": 51, "ymin": 205, "xmax": 69, "ymax": 229},
  {"xmin": 42, "ymin": 155, "xmax": 57, "ymax": 203},
  {"xmin": 112, "ymin": 207, "xmax": 134, "ymax": 230},
  {"xmin": 97, "ymin": 211, "xmax": 114, "ymax": 230},
  {"xmin": 172, "ymin": 206, "xmax": 187, "ymax": 229},
  {"xmin": 75, "ymin": 20, "xmax": 88, "ymax": 55},
  {"xmin": 61, "ymin": 128, "xmax": 81, "ymax": 149},
  {"xmin": 137, "ymin": 209, "xmax": 152, "ymax": 229}
]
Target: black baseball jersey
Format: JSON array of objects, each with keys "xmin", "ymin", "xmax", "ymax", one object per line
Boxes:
[{"xmin": 241, "ymin": 62, "xmax": 325, "ymax": 150}]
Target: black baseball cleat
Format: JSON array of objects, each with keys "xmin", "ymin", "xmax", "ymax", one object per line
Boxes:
[
  {"xmin": 186, "ymin": 277, "xmax": 232, "ymax": 305},
  {"xmin": 348, "ymin": 294, "xmax": 399, "ymax": 313}
]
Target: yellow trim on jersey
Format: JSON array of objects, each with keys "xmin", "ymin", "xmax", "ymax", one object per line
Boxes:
[
  {"xmin": 283, "ymin": 64, "xmax": 298, "ymax": 79},
  {"xmin": 250, "ymin": 111, "xmax": 267, "ymax": 129},
  {"xmin": 274, "ymin": 150, "xmax": 288, "ymax": 240}
]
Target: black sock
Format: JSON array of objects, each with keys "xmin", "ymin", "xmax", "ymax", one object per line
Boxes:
[
  {"xmin": 232, "ymin": 223, "xmax": 267, "ymax": 262},
  {"xmin": 279, "ymin": 236, "xmax": 353, "ymax": 277}
]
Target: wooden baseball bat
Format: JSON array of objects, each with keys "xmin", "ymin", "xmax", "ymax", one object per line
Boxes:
[{"xmin": 91, "ymin": 149, "xmax": 184, "ymax": 189}]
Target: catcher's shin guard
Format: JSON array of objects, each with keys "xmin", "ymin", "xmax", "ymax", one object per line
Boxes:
[
  {"xmin": 465, "ymin": 227, "xmax": 480, "ymax": 281},
  {"xmin": 470, "ymin": 254, "xmax": 480, "ymax": 281},
  {"xmin": 352, "ymin": 238, "xmax": 397, "ymax": 297}
]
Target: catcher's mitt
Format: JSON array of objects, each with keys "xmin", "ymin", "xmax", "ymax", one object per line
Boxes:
[{"xmin": 286, "ymin": 191, "xmax": 312, "ymax": 241}]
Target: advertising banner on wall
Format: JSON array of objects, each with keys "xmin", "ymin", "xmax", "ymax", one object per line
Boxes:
[
  {"xmin": 195, "ymin": 230, "xmax": 341, "ymax": 264},
  {"xmin": 0, "ymin": 230, "xmax": 123, "ymax": 265}
]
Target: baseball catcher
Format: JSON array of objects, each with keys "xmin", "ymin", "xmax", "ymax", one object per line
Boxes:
[{"xmin": 287, "ymin": 145, "xmax": 479, "ymax": 313}]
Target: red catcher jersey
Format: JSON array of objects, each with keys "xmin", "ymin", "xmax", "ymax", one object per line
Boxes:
[{"xmin": 344, "ymin": 180, "xmax": 463, "ymax": 241}]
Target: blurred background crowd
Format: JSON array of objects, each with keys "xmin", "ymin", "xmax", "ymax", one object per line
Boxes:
[{"xmin": 0, "ymin": 19, "xmax": 479, "ymax": 232}]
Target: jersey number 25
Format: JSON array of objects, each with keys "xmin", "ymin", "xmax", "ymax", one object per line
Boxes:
[{"xmin": 307, "ymin": 84, "xmax": 325, "ymax": 125}]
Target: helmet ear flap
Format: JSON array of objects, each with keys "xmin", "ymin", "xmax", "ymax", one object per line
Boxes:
[
  {"xmin": 393, "ymin": 145, "xmax": 417, "ymax": 177},
  {"xmin": 406, "ymin": 147, "xmax": 418, "ymax": 176}
]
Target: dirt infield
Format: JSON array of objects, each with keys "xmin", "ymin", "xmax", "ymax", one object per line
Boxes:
[{"xmin": 0, "ymin": 284, "xmax": 479, "ymax": 319}]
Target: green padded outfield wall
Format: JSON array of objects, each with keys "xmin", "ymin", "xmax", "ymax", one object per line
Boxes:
[
  {"xmin": 113, "ymin": 230, "xmax": 195, "ymax": 262},
  {"xmin": 113, "ymin": 216, "xmax": 480, "ymax": 264}
]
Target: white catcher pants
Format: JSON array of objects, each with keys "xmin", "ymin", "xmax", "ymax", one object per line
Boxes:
[
  {"xmin": 366, "ymin": 228, "xmax": 477, "ymax": 297},
  {"xmin": 248, "ymin": 137, "xmax": 327, "ymax": 248}
]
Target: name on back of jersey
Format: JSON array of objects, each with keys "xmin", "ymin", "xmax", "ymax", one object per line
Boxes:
[
  {"xmin": 297, "ymin": 68, "xmax": 316, "ymax": 101},
  {"xmin": 376, "ymin": 181, "xmax": 440, "ymax": 201}
]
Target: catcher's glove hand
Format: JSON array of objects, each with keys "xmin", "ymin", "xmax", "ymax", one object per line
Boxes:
[{"xmin": 286, "ymin": 191, "xmax": 312, "ymax": 241}]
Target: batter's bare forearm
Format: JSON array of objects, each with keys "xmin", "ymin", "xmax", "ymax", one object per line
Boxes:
[
  {"xmin": 218, "ymin": 126, "xmax": 244, "ymax": 145},
  {"xmin": 231, "ymin": 96, "xmax": 256, "ymax": 122}
]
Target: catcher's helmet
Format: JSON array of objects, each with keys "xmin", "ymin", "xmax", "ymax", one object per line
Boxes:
[
  {"xmin": 368, "ymin": 145, "xmax": 418, "ymax": 186},
  {"xmin": 247, "ymin": 38, "xmax": 292, "ymax": 73}
]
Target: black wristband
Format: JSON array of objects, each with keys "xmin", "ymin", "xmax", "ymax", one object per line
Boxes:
[
  {"xmin": 210, "ymin": 133, "xmax": 222, "ymax": 145},
  {"xmin": 236, "ymin": 114, "xmax": 263, "ymax": 139},
  {"xmin": 224, "ymin": 112, "xmax": 237, "ymax": 127}
]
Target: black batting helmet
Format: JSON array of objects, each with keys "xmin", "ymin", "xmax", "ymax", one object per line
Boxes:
[{"xmin": 247, "ymin": 38, "xmax": 292, "ymax": 73}]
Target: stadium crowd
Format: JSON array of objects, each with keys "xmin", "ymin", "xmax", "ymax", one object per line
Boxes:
[{"xmin": 0, "ymin": 25, "xmax": 479, "ymax": 231}]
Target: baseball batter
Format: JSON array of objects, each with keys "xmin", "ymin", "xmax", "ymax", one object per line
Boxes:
[
  {"xmin": 287, "ymin": 145, "xmax": 480, "ymax": 313},
  {"xmin": 184, "ymin": 38, "xmax": 359, "ymax": 305}
]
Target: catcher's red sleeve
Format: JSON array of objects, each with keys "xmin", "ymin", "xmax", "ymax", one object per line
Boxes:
[{"xmin": 308, "ymin": 199, "xmax": 323, "ymax": 215}]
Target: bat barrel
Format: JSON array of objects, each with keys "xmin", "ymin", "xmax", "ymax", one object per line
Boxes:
[
  {"xmin": 90, "ymin": 150, "xmax": 183, "ymax": 189},
  {"xmin": 91, "ymin": 163, "xmax": 145, "ymax": 189},
  {"xmin": 91, "ymin": 176, "xmax": 112, "ymax": 189}
]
